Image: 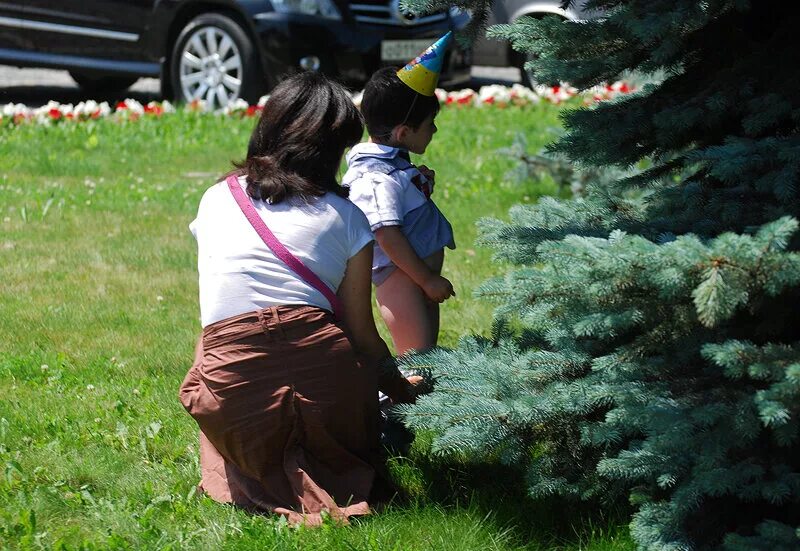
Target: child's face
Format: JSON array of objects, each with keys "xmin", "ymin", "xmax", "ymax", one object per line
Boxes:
[{"xmin": 397, "ymin": 113, "xmax": 437, "ymax": 155}]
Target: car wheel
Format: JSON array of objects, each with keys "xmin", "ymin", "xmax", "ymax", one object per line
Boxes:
[
  {"xmin": 170, "ymin": 13, "xmax": 264, "ymax": 110},
  {"xmin": 69, "ymin": 72, "xmax": 138, "ymax": 94}
]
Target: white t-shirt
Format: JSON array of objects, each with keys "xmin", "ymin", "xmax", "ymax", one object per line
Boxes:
[{"xmin": 190, "ymin": 176, "xmax": 374, "ymax": 327}]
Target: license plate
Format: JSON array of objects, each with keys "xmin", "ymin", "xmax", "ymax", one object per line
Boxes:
[{"xmin": 381, "ymin": 39, "xmax": 436, "ymax": 61}]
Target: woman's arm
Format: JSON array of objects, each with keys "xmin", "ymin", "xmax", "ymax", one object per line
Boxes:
[{"xmin": 337, "ymin": 244, "xmax": 416, "ymax": 403}]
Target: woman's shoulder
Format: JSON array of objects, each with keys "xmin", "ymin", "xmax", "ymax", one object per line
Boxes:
[
  {"xmin": 195, "ymin": 179, "xmax": 230, "ymax": 213},
  {"xmin": 318, "ymin": 193, "xmax": 370, "ymax": 224},
  {"xmin": 200, "ymin": 177, "xmax": 234, "ymax": 200}
]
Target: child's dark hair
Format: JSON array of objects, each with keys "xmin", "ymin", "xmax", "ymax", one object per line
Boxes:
[
  {"xmin": 238, "ymin": 71, "xmax": 364, "ymax": 203},
  {"xmin": 360, "ymin": 67, "xmax": 440, "ymax": 140}
]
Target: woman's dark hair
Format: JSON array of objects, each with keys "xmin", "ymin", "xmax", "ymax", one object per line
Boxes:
[
  {"xmin": 360, "ymin": 67, "xmax": 440, "ymax": 140},
  {"xmin": 238, "ymin": 71, "xmax": 364, "ymax": 203}
]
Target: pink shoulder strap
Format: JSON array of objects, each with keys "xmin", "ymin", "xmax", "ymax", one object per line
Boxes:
[{"xmin": 226, "ymin": 175, "xmax": 344, "ymax": 319}]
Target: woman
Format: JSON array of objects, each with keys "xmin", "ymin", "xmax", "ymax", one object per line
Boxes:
[{"xmin": 179, "ymin": 72, "xmax": 417, "ymax": 525}]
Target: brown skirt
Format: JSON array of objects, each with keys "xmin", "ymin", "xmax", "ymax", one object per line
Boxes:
[{"xmin": 179, "ymin": 305, "xmax": 383, "ymax": 525}]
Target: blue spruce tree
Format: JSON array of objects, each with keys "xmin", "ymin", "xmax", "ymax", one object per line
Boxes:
[{"xmin": 399, "ymin": 1, "xmax": 800, "ymax": 548}]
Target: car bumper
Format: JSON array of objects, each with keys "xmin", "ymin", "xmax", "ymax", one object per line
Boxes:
[{"xmin": 250, "ymin": 13, "xmax": 472, "ymax": 88}]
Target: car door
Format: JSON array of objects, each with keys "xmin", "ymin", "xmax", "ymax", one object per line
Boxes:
[
  {"xmin": 0, "ymin": 2, "xmax": 33, "ymax": 52},
  {"xmin": 472, "ymin": 2, "xmax": 509, "ymax": 66},
  {"xmin": 19, "ymin": 0, "xmax": 157, "ymax": 61}
]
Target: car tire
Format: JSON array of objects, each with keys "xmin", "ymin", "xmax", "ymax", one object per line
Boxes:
[
  {"xmin": 169, "ymin": 12, "xmax": 265, "ymax": 109},
  {"xmin": 69, "ymin": 72, "xmax": 138, "ymax": 94}
]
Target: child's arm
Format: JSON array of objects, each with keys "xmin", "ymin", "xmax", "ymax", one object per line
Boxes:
[{"xmin": 375, "ymin": 226, "xmax": 455, "ymax": 303}]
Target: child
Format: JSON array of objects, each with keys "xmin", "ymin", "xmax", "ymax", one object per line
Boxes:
[{"xmin": 344, "ymin": 32, "xmax": 456, "ymax": 357}]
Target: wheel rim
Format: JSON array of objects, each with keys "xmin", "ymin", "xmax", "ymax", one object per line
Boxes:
[{"xmin": 179, "ymin": 25, "xmax": 243, "ymax": 109}]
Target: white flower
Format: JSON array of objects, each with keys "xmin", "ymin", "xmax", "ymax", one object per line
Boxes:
[
  {"xmin": 446, "ymin": 89, "xmax": 476, "ymax": 106},
  {"xmin": 3, "ymin": 103, "xmax": 30, "ymax": 117},
  {"xmin": 120, "ymin": 99, "xmax": 144, "ymax": 114},
  {"xmin": 510, "ymin": 84, "xmax": 540, "ymax": 105},
  {"xmin": 86, "ymin": 384, "xmax": 95, "ymax": 391},
  {"xmin": 74, "ymin": 100, "xmax": 98, "ymax": 118},
  {"xmin": 257, "ymin": 95, "xmax": 270, "ymax": 107},
  {"xmin": 478, "ymin": 85, "xmax": 512, "ymax": 107},
  {"xmin": 223, "ymin": 98, "xmax": 249, "ymax": 115}
]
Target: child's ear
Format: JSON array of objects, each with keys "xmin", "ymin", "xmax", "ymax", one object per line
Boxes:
[{"xmin": 393, "ymin": 124, "xmax": 410, "ymax": 142}]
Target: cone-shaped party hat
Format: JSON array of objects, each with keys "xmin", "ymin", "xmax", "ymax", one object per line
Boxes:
[{"xmin": 397, "ymin": 31, "xmax": 452, "ymax": 96}]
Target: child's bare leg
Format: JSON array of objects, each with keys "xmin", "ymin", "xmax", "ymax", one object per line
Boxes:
[
  {"xmin": 375, "ymin": 250, "xmax": 445, "ymax": 355},
  {"xmin": 376, "ymin": 269, "xmax": 434, "ymax": 355}
]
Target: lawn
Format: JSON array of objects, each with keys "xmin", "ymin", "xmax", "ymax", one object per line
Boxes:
[{"xmin": 0, "ymin": 104, "xmax": 633, "ymax": 550}]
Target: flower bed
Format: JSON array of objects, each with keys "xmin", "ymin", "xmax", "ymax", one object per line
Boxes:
[{"xmin": 1, "ymin": 82, "xmax": 633, "ymax": 127}]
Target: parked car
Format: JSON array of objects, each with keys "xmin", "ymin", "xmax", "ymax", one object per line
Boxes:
[
  {"xmin": 472, "ymin": 0, "xmax": 600, "ymax": 86},
  {"xmin": 0, "ymin": 0, "xmax": 472, "ymax": 108}
]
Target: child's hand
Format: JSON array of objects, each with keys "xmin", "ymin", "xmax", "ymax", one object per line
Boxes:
[
  {"xmin": 422, "ymin": 275, "xmax": 455, "ymax": 303},
  {"xmin": 417, "ymin": 165, "xmax": 435, "ymax": 188}
]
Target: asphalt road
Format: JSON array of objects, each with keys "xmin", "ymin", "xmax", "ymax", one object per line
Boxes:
[{"xmin": 0, "ymin": 65, "xmax": 520, "ymax": 107}]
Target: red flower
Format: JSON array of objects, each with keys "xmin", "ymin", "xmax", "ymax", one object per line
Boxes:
[
  {"xmin": 246, "ymin": 105, "xmax": 258, "ymax": 117},
  {"xmin": 48, "ymin": 109, "xmax": 62, "ymax": 120},
  {"xmin": 116, "ymin": 101, "xmax": 128, "ymax": 110},
  {"xmin": 144, "ymin": 104, "xmax": 163, "ymax": 115}
]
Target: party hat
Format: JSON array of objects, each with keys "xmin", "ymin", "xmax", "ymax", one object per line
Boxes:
[{"xmin": 397, "ymin": 31, "xmax": 453, "ymax": 96}]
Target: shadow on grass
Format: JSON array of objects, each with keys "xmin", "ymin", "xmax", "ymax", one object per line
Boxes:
[{"xmin": 383, "ymin": 433, "xmax": 633, "ymax": 550}]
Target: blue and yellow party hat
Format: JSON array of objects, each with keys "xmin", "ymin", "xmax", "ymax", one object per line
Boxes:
[{"xmin": 397, "ymin": 31, "xmax": 452, "ymax": 96}]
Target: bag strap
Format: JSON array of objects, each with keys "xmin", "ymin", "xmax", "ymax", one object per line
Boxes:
[{"xmin": 226, "ymin": 175, "xmax": 343, "ymax": 319}]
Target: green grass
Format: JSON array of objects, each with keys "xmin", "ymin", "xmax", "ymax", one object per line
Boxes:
[{"xmin": 0, "ymin": 106, "xmax": 632, "ymax": 550}]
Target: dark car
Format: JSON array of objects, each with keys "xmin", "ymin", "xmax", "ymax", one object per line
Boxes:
[
  {"xmin": 0, "ymin": 0, "xmax": 471, "ymax": 108},
  {"xmin": 472, "ymin": 0, "xmax": 600, "ymax": 86}
]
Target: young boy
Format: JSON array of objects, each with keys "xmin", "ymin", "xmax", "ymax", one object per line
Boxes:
[{"xmin": 344, "ymin": 33, "xmax": 457, "ymax": 357}]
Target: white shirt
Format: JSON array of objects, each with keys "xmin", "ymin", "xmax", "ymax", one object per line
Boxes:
[{"xmin": 190, "ymin": 176, "xmax": 374, "ymax": 327}]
